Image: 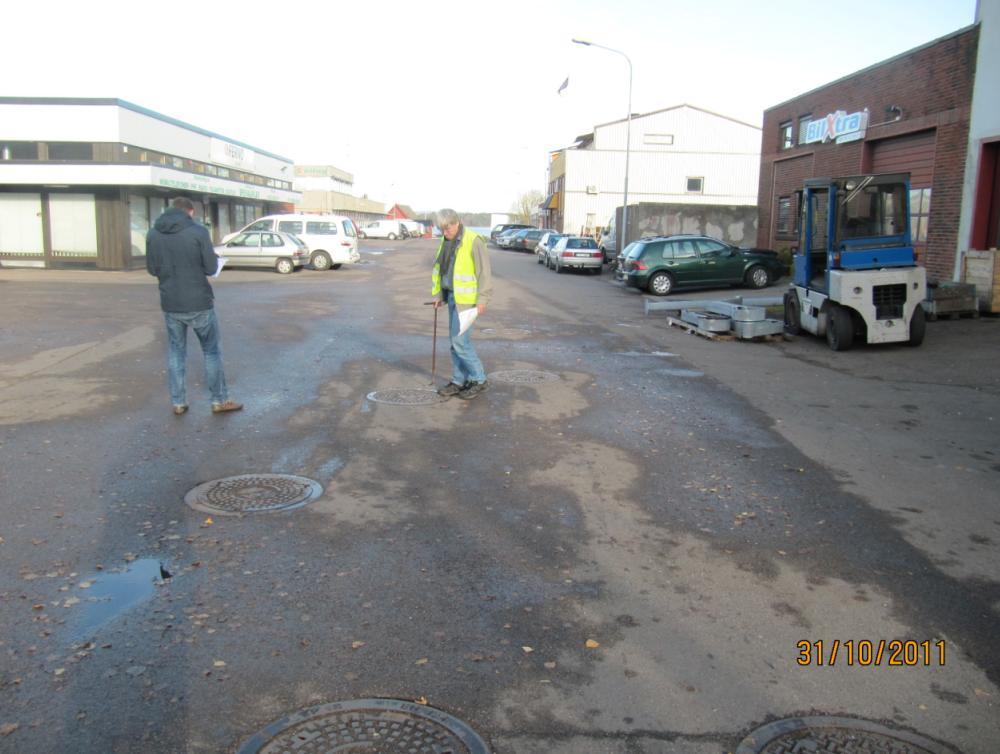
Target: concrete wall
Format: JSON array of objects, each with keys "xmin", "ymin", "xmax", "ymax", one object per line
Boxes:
[{"xmin": 628, "ymin": 202, "xmax": 759, "ymax": 248}]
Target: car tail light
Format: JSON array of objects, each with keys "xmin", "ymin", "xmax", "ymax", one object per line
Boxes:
[
  {"xmin": 591, "ymin": 251, "xmax": 602, "ymax": 258},
  {"xmin": 633, "ymin": 260, "xmax": 647, "ymax": 271},
  {"xmin": 562, "ymin": 251, "xmax": 574, "ymax": 257},
  {"xmin": 341, "ymin": 241, "xmax": 351, "ymax": 246}
]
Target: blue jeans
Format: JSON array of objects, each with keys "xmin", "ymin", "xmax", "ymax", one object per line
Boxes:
[
  {"xmin": 163, "ymin": 309, "xmax": 229, "ymax": 406},
  {"xmin": 446, "ymin": 291, "xmax": 486, "ymax": 384}
]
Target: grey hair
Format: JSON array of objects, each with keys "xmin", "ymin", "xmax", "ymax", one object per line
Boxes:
[{"xmin": 436, "ymin": 208, "xmax": 460, "ymax": 227}]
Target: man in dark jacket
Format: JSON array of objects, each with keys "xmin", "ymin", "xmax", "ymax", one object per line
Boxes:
[{"xmin": 146, "ymin": 197, "xmax": 242, "ymax": 415}]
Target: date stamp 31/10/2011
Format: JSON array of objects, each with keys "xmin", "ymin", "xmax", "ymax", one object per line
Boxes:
[{"xmin": 796, "ymin": 639, "xmax": 946, "ymax": 667}]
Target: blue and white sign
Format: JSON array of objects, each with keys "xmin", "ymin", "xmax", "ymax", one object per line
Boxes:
[{"xmin": 804, "ymin": 109, "xmax": 869, "ymax": 145}]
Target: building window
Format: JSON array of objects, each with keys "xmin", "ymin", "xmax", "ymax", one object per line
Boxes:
[
  {"xmin": 779, "ymin": 122, "xmax": 793, "ymax": 150},
  {"xmin": 777, "ymin": 196, "xmax": 796, "ymax": 235},
  {"xmin": 910, "ymin": 188, "xmax": 931, "ymax": 244},
  {"xmin": 644, "ymin": 133, "xmax": 674, "ymax": 146},
  {"xmin": 686, "ymin": 177, "xmax": 704, "ymax": 194},
  {"xmin": 47, "ymin": 142, "xmax": 93, "ymax": 160},
  {"xmin": 1, "ymin": 142, "xmax": 38, "ymax": 160},
  {"xmin": 798, "ymin": 115, "xmax": 812, "ymax": 145}
]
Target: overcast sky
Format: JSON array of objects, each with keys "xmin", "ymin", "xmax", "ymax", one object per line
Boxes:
[{"xmin": 4, "ymin": 0, "xmax": 977, "ymax": 213}]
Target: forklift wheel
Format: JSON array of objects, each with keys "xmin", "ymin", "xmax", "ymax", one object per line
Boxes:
[
  {"xmin": 826, "ymin": 304, "xmax": 854, "ymax": 351},
  {"xmin": 783, "ymin": 292, "xmax": 801, "ymax": 335},
  {"xmin": 907, "ymin": 305, "xmax": 926, "ymax": 347}
]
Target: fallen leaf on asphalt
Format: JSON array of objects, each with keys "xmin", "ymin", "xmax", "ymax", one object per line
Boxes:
[
  {"xmin": 0, "ymin": 723, "xmax": 18, "ymax": 737},
  {"xmin": 201, "ymin": 518, "xmax": 214, "ymax": 528},
  {"xmin": 351, "ymin": 641, "xmax": 365, "ymax": 650},
  {"xmin": 78, "ymin": 581, "xmax": 93, "ymax": 589},
  {"xmin": 414, "ymin": 696, "xmax": 428, "ymax": 705},
  {"xmin": 415, "ymin": 658, "xmax": 429, "ymax": 666},
  {"xmin": 544, "ymin": 661, "xmax": 557, "ymax": 669},
  {"xmin": 521, "ymin": 646, "xmax": 534, "ymax": 654},
  {"xmin": 585, "ymin": 639, "xmax": 600, "ymax": 649},
  {"xmin": 213, "ymin": 661, "xmax": 226, "ymax": 668},
  {"xmin": 53, "ymin": 669, "xmax": 65, "ymax": 676},
  {"xmin": 974, "ymin": 688, "xmax": 992, "ymax": 697}
]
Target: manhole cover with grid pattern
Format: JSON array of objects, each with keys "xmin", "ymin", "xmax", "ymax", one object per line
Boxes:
[
  {"xmin": 236, "ymin": 698, "xmax": 490, "ymax": 754},
  {"xmin": 736, "ymin": 716, "xmax": 957, "ymax": 754},
  {"xmin": 184, "ymin": 474, "xmax": 322, "ymax": 516},
  {"xmin": 366, "ymin": 388, "xmax": 447, "ymax": 405},
  {"xmin": 488, "ymin": 369, "xmax": 560, "ymax": 384}
]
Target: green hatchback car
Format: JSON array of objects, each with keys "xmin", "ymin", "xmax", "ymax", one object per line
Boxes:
[{"xmin": 617, "ymin": 235, "xmax": 786, "ymax": 296}]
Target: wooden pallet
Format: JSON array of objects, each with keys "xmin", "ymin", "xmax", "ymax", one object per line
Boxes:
[{"xmin": 666, "ymin": 316, "xmax": 736, "ymax": 341}]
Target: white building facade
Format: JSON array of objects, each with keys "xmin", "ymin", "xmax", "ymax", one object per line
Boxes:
[
  {"xmin": 545, "ymin": 104, "xmax": 761, "ymax": 238},
  {"xmin": 0, "ymin": 98, "xmax": 300, "ymax": 270},
  {"xmin": 957, "ymin": 0, "xmax": 1000, "ymax": 276}
]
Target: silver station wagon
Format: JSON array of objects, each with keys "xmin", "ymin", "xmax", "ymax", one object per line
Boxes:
[{"xmin": 214, "ymin": 231, "xmax": 308, "ymax": 274}]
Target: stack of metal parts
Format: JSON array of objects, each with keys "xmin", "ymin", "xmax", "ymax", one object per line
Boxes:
[{"xmin": 645, "ymin": 296, "xmax": 785, "ymax": 340}]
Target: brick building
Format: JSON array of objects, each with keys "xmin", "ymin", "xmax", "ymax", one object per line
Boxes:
[{"xmin": 757, "ymin": 25, "xmax": 979, "ymax": 282}]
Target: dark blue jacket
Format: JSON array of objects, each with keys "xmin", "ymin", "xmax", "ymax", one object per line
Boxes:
[{"xmin": 146, "ymin": 208, "xmax": 217, "ymax": 313}]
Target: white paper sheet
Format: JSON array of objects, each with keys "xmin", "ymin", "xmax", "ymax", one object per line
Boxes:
[
  {"xmin": 212, "ymin": 257, "xmax": 228, "ymax": 279},
  {"xmin": 457, "ymin": 307, "xmax": 478, "ymax": 336}
]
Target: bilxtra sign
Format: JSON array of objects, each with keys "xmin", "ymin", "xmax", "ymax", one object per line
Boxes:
[{"xmin": 804, "ymin": 109, "xmax": 869, "ymax": 145}]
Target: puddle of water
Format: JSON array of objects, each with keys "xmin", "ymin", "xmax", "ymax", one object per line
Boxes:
[
  {"xmin": 73, "ymin": 559, "xmax": 164, "ymax": 640},
  {"xmin": 617, "ymin": 351, "xmax": 677, "ymax": 357},
  {"xmin": 659, "ymin": 368, "xmax": 704, "ymax": 378},
  {"xmin": 318, "ymin": 456, "xmax": 345, "ymax": 480}
]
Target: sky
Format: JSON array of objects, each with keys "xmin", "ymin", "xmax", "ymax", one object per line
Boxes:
[{"xmin": 3, "ymin": 0, "xmax": 978, "ymax": 214}]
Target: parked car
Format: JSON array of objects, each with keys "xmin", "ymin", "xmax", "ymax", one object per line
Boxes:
[
  {"xmin": 222, "ymin": 213, "xmax": 359, "ymax": 270},
  {"xmin": 490, "ymin": 223, "xmax": 533, "ymax": 244},
  {"xmin": 400, "ymin": 220, "xmax": 424, "ymax": 238},
  {"xmin": 215, "ymin": 230, "xmax": 308, "ymax": 274},
  {"xmin": 496, "ymin": 228, "xmax": 523, "ymax": 249},
  {"xmin": 617, "ymin": 235, "xmax": 786, "ymax": 295},
  {"xmin": 535, "ymin": 232, "xmax": 563, "ymax": 263},
  {"xmin": 511, "ymin": 228, "xmax": 555, "ymax": 252},
  {"xmin": 358, "ymin": 219, "xmax": 406, "ymax": 240},
  {"xmin": 546, "ymin": 235, "xmax": 602, "ymax": 273}
]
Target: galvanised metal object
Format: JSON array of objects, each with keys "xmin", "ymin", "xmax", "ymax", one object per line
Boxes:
[
  {"xmin": 488, "ymin": 369, "xmax": 560, "ymax": 384},
  {"xmin": 681, "ymin": 309, "xmax": 732, "ymax": 332},
  {"xmin": 732, "ymin": 318, "xmax": 784, "ymax": 338},
  {"xmin": 366, "ymin": 389, "xmax": 448, "ymax": 405},
  {"xmin": 736, "ymin": 716, "xmax": 957, "ymax": 754},
  {"xmin": 235, "ymin": 698, "xmax": 490, "ymax": 754},
  {"xmin": 184, "ymin": 474, "xmax": 322, "ymax": 516}
]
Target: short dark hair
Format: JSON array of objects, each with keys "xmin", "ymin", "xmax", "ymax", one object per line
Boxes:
[{"xmin": 171, "ymin": 197, "xmax": 195, "ymax": 212}]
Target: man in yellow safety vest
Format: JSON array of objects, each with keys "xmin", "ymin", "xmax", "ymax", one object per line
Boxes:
[{"xmin": 431, "ymin": 208, "xmax": 493, "ymax": 400}]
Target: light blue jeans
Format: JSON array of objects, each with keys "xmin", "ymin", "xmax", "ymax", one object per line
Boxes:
[
  {"xmin": 163, "ymin": 309, "xmax": 229, "ymax": 406},
  {"xmin": 446, "ymin": 291, "xmax": 486, "ymax": 385}
]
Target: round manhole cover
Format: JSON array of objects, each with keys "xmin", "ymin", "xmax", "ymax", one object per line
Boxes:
[
  {"xmin": 736, "ymin": 716, "xmax": 956, "ymax": 754},
  {"xmin": 184, "ymin": 474, "xmax": 322, "ymax": 516},
  {"xmin": 236, "ymin": 698, "xmax": 490, "ymax": 754},
  {"xmin": 488, "ymin": 369, "xmax": 560, "ymax": 384},
  {"xmin": 366, "ymin": 388, "xmax": 447, "ymax": 405}
]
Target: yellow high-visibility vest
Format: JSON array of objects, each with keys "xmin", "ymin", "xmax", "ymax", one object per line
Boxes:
[{"xmin": 431, "ymin": 231, "xmax": 479, "ymax": 305}]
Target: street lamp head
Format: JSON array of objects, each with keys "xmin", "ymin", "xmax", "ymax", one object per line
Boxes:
[{"xmin": 571, "ymin": 38, "xmax": 591, "ymax": 46}]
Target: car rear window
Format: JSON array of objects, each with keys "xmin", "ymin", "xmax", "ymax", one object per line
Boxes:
[
  {"xmin": 278, "ymin": 220, "xmax": 303, "ymax": 234},
  {"xmin": 567, "ymin": 238, "xmax": 597, "ymax": 249},
  {"xmin": 342, "ymin": 220, "xmax": 356, "ymax": 237},
  {"xmin": 306, "ymin": 221, "xmax": 338, "ymax": 235}
]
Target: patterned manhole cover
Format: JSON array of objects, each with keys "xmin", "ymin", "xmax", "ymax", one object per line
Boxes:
[
  {"xmin": 366, "ymin": 388, "xmax": 447, "ymax": 405},
  {"xmin": 736, "ymin": 716, "xmax": 956, "ymax": 754},
  {"xmin": 184, "ymin": 474, "xmax": 322, "ymax": 516},
  {"xmin": 488, "ymin": 369, "xmax": 560, "ymax": 384},
  {"xmin": 236, "ymin": 698, "xmax": 490, "ymax": 753}
]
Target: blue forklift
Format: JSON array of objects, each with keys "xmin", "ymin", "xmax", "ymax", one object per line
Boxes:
[{"xmin": 783, "ymin": 173, "xmax": 927, "ymax": 350}]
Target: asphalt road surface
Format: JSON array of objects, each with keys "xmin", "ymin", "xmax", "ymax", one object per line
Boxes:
[{"xmin": 1, "ymin": 237, "xmax": 998, "ymax": 753}]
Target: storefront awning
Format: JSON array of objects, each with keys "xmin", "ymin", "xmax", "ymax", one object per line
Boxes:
[{"xmin": 543, "ymin": 192, "xmax": 559, "ymax": 210}]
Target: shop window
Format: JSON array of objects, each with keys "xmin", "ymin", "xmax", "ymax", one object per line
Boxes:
[
  {"xmin": 777, "ymin": 196, "xmax": 795, "ymax": 235},
  {"xmin": 910, "ymin": 188, "xmax": 931, "ymax": 244},
  {"xmin": 779, "ymin": 122, "xmax": 793, "ymax": 150},
  {"xmin": 1, "ymin": 142, "xmax": 38, "ymax": 160},
  {"xmin": 129, "ymin": 194, "xmax": 149, "ymax": 257},
  {"xmin": 686, "ymin": 177, "xmax": 704, "ymax": 194},
  {"xmin": 47, "ymin": 142, "xmax": 93, "ymax": 160}
]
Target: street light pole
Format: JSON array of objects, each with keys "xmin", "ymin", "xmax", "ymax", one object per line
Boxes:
[{"xmin": 572, "ymin": 38, "xmax": 632, "ymax": 257}]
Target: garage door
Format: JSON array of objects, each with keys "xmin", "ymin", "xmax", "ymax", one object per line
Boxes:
[{"xmin": 871, "ymin": 130, "xmax": 936, "ymax": 259}]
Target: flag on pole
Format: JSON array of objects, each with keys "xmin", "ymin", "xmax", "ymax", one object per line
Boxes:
[{"xmin": 557, "ymin": 77, "xmax": 569, "ymax": 95}]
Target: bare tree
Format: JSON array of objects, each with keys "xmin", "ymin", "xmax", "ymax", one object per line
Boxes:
[{"xmin": 509, "ymin": 190, "xmax": 545, "ymax": 224}]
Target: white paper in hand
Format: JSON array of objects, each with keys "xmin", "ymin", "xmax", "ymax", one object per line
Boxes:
[
  {"xmin": 457, "ymin": 307, "xmax": 478, "ymax": 336},
  {"xmin": 212, "ymin": 257, "xmax": 228, "ymax": 279}
]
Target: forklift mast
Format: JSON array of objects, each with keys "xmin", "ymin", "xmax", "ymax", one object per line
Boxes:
[{"xmin": 794, "ymin": 173, "xmax": 916, "ymax": 290}]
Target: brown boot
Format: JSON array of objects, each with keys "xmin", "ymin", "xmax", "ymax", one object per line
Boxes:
[{"xmin": 212, "ymin": 400, "xmax": 243, "ymax": 414}]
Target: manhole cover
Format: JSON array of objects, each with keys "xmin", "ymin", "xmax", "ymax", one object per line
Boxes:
[
  {"xmin": 736, "ymin": 716, "xmax": 956, "ymax": 754},
  {"xmin": 366, "ymin": 388, "xmax": 446, "ymax": 405},
  {"xmin": 488, "ymin": 369, "xmax": 560, "ymax": 384},
  {"xmin": 184, "ymin": 474, "xmax": 322, "ymax": 516},
  {"xmin": 236, "ymin": 698, "xmax": 490, "ymax": 754}
]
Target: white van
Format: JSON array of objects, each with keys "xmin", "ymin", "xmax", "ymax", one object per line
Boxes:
[
  {"xmin": 358, "ymin": 219, "xmax": 405, "ymax": 240},
  {"xmin": 400, "ymin": 220, "xmax": 424, "ymax": 238},
  {"xmin": 222, "ymin": 213, "xmax": 360, "ymax": 270}
]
